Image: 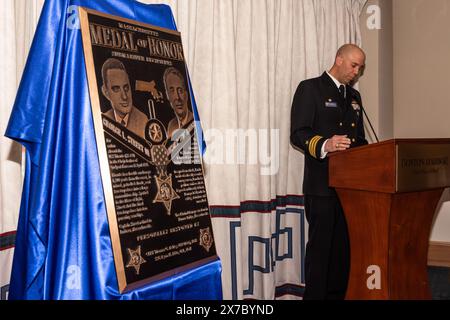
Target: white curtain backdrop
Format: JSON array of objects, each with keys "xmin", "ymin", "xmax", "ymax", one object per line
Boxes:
[
  {"xmin": 0, "ymin": 0, "xmax": 44, "ymax": 299},
  {"xmin": 1, "ymin": 0, "xmax": 366, "ymax": 300},
  {"xmin": 141, "ymin": 0, "xmax": 366, "ymax": 299}
]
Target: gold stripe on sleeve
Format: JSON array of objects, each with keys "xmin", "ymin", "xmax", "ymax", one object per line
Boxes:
[{"xmin": 309, "ymin": 136, "xmax": 322, "ymax": 158}]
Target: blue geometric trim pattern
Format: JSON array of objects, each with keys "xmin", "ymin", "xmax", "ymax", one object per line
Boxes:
[{"xmin": 219, "ymin": 195, "xmax": 305, "ymax": 299}]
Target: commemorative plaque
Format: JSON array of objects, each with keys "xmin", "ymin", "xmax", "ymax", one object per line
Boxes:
[{"xmin": 79, "ymin": 7, "xmax": 217, "ymax": 293}]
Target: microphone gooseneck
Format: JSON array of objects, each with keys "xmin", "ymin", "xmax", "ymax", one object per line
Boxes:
[{"xmin": 360, "ymin": 104, "xmax": 379, "ymax": 143}]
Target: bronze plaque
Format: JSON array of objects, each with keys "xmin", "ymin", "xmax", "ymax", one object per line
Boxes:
[
  {"xmin": 79, "ymin": 7, "xmax": 217, "ymax": 293},
  {"xmin": 397, "ymin": 143, "xmax": 450, "ymax": 192}
]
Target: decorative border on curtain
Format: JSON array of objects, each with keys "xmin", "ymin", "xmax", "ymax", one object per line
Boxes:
[
  {"xmin": 0, "ymin": 231, "xmax": 16, "ymax": 251},
  {"xmin": 210, "ymin": 195, "xmax": 304, "ymax": 218}
]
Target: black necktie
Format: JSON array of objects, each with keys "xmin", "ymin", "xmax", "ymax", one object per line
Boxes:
[{"xmin": 339, "ymin": 85, "xmax": 346, "ymax": 100}]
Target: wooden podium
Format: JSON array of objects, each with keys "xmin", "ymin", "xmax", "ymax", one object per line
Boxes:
[{"xmin": 328, "ymin": 139, "xmax": 450, "ymax": 300}]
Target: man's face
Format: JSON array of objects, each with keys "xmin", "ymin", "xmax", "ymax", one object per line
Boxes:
[
  {"xmin": 336, "ymin": 49, "xmax": 366, "ymax": 85},
  {"xmin": 103, "ymin": 69, "xmax": 133, "ymax": 117},
  {"xmin": 165, "ymin": 73, "xmax": 188, "ymax": 119}
]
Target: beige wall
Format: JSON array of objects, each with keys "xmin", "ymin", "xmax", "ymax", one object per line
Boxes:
[
  {"xmin": 360, "ymin": 0, "xmax": 450, "ymax": 242},
  {"xmin": 393, "ymin": 0, "xmax": 450, "ymax": 139},
  {"xmin": 359, "ymin": 0, "xmax": 393, "ymax": 142}
]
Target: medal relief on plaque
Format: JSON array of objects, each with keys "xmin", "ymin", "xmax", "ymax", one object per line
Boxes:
[{"xmin": 79, "ymin": 7, "xmax": 217, "ymax": 293}]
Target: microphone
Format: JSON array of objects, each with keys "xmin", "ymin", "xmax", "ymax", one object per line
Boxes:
[
  {"xmin": 349, "ymin": 86, "xmax": 380, "ymax": 143},
  {"xmin": 360, "ymin": 104, "xmax": 379, "ymax": 143}
]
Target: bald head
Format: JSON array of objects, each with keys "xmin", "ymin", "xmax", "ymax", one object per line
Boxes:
[
  {"xmin": 335, "ymin": 44, "xmax": 365, "ymax": 60},
  {"xmin": 330, "ymin": 44, "xmax": 366, "ymax": 85}
]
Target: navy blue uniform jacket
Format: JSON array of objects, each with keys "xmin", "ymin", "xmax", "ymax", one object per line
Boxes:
[{"xmin": 290, "ymin": 72, "xmax": 368, "ymax": 196}]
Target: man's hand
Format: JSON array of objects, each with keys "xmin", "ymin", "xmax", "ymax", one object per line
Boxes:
[{"xmin": 324, "ymin": 135, "xmax": 351, "ymax": 153}]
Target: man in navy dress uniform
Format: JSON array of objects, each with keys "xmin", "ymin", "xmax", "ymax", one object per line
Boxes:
[{"xmin": 290, "ymin": 44, "xmax": 368, "ymax": 300}]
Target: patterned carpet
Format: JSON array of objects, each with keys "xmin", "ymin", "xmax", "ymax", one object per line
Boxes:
[{"xmin": 428, "ymin": 266, "xmax": 450, "ymax": 300}]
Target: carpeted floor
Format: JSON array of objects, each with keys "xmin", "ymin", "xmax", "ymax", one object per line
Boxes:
[{"xmin": 428, "ymin": 266, "xmax": 450, "ymax": 300}]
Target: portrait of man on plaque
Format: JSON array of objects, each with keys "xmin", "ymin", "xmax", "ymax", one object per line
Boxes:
[
  {"xmin": 101, "ymin": 57, "xmax": 149, "ymax": 138},
  {"xmin": 162, "ymin": 66, "xmax": 194, "ymax": 138}
]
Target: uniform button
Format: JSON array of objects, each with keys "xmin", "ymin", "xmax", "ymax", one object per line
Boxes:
[
  {"xmin": 305, "ymin": 141, "xmax": 309, "ymax": 145},
  {"xmin": 339, "ymin": 122, "xmax": 343, "ymax": 127},
  {"xmin": 351, "ymin": 123, "xmax": 355, "ymax": 127},
  {"xmin": 352, "ymin": 138, "xmax": 356, "ymax": 142}
]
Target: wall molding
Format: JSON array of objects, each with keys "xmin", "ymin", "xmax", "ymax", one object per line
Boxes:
[{"xmin": 428, "ymin": 241, "xmax": 450, "ymax": 267}]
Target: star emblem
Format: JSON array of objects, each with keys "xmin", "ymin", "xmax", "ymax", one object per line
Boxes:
[
  {"xmin": 149, "ymin": 122, "xmax": 163, "ymax": 143},
  {"xmin": 153, "ymin": 174, "xmax": 180, "ymax": 215},
  {"xmin": 145, "ymin": 119, "xmax": 167, "ymax": 145},
  {"xmin": 126, "ymin": 246, "xmax": 146, "ymax": 275}
]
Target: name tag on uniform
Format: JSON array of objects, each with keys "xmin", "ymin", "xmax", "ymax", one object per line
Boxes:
[{"xmin": 325, "ymin": 101, "xmax": 338, "ymax": 108}]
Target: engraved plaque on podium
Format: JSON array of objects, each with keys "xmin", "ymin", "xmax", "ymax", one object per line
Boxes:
[{"xmin": 397, "ymin": 143, "xmax": 450, "ymax": 192}]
